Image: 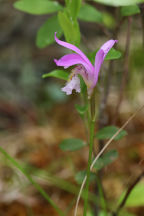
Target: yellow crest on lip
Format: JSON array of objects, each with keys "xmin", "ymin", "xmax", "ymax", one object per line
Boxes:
[{"xmin": 68, "ymin": 71, "xmax": 75, "ymax": 81}]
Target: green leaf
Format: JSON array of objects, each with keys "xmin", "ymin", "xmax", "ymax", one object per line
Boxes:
[
  {"xmin": 75, "ymin": 104, "xmax": 88, "ymax": 115},
  {"xmin": 93, "ymin": 0, "xmax": 144, "ymax": 7},
  {"xmin": 78, "ymin": 3, "xmax": 103, "ymax": 23},
  {"xmin": 88, "ymin": 48, "xmax": 122, "ymax": 65},
  {"xmin": 42, "ymin": 70, "xmax": 69, "ymax": 81},
  {"xmin": 14, "ymin": 0, "xmax": 63, "ymax": 15},
  {"xmin": 58, "ymin": 11, "xmax": 80, "ymax": 46},
  {"xmin": 75, "ymin": 170, "xmax": 96, "ymax": 184},
  {"xmin": 95, "ymin": 126, "xmax": 127, "ymax": 141},
  {"xmin": 93, "ymin": 149, "xmax": 118, "ymax": 170},
  {"xmin": 36, "ymin": 15, "xmax": 63, "ymax": 48},
  {"xmin": 60, "ymin": 138, "xmax": 86, "ymax": 151},
  {"xmin": 121, "ymin": 5, "xmax": 140, "ymax": 16},
  {"xmin": 119, "ymin": 182, "xmax": 144, "ymax": 207},
  {"xmin": 67, "ymin": 0, "xmax": 82, "ymax": 20}
]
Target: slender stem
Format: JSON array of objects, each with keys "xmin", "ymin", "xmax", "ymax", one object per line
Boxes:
[
  {"xmin": 83, "ymin": 106, "xmax": 95, "ymax": 216},
  {"xmin": 96, "ymin": 67, "xmax": 111, "ymax": 215},
  {"xmin": 80, "ymin": 92, "xmax": 89, "ymax": 143}
]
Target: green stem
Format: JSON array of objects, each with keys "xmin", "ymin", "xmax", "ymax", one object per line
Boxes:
[
  {"xmin": 0, "ymin": 146, "xmax": 64, "ymax": 216},
  {"xmin": 83, "ymin": 114, "xmax": 95, "ymax": 216}
]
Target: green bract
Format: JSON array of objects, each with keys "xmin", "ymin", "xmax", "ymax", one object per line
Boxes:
[
  {"xmin": 58, "ymin": 11, "xmax": 80, "ymax": 46},
  {"xmin": 67, "ymin": 0, "xmax": 82, "ymax": 20}
]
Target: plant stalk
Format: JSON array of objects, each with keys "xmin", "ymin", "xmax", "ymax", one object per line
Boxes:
[{"xmin": 83, "ymin": 101, "xmax": 95, "ymax": 216}]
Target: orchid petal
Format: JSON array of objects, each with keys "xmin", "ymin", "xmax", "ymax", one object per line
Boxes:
[
  {"xmin": 92, "ymin": 40, "xmax": 118, "ymax": 87},
  {"xmin": 55, "ymin": 33, "xmax": 93, "ymax": 73},
  {"xmin": 100, "ymin": 39, "xmax": 118, "ymax": 58},
  {"xmin": 54, "ymin": 53, "xmax": 93, "ymax": 73},
  {"xmin": 93, "ymin": 49, "xmax": 105, "ymax": 87}
]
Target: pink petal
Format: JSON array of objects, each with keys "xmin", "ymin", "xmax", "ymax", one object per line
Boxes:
[
  {"xmin": 100, "ymin": 39, "xmax": 118, "ymax": 58},
  {"xmin": 93, "ymin": 49, "xmax": 104, "ymax": 87},
  {"xmin": 92, "ymin": 39, "xmax": 118, "ymax": 87},
  {"xmin": 54, "ymin": 53, "xmax": 93, "ymax": 72},
  {"xmin": 54, "ymin": 33, "xmax": 93, "ymax": 73}
]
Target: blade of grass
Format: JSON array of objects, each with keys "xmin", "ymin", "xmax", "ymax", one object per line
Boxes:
[
  {"xmin": 0, "ymin": 146, "xmax": 64, "ymax": 216},
  {"xmin": 32, "ymin": 171, "xmax": 98, "ymax": 203}
]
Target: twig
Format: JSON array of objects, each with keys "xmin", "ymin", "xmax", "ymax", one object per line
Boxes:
[
  {"xmin": 74, "ymin": 104, "xmax": 144, "ymax": 216},
  {"xmin": 113, "ymin": 16, "xmax": 132, "ymax": 123},
  {"xmin": 113, "ymin": 170, "xmax": 144, "ymax": 216},
  {"xmin": 140, "ymin": 4, "xmax": 144, "ymax": 48}
]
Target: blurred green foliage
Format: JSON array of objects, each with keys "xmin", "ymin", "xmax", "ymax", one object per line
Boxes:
[
  {"xmin": 60, "ymin": 138, "xmax": 86, "ymax": 151},
  {"xmin": 36, "ymin": 15, "xmax": 63, "ymax": 48},
  {"xmin": 43, "ymin": 69, "xmax": 69, "ymax": 81},
  {"xmin": 119, "ymin": 182, "xmax": 144, "ymax": 207},
  {"xmin": 121, "ymin": 5, "xmax": 140, "ymax": 16},
  {"xmin": 14, "ymin": 0, "xmax": 63, "ymax": 15},
  {"xmin": 93, "ymin": 149, "xmax": 118, "ymax": 170},
  {"xmin": 95, "ymin": 126, "xmax": 127, "ymax": 141},
  {"xmin": 93, "ymin": 0, "xmax": 144, "ymax": 7},
  {"xmin": 75, "ymin": 170, "xmax": 96, "ymax": 184},
  {"xmin": 78, "ymin": 3, "xmax": 103, "ymax": 23}
]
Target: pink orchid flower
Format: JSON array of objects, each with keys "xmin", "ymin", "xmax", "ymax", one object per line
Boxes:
[{"xmin": 54, "ymin": 33, "xmax": 117, "ymax": 97}]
